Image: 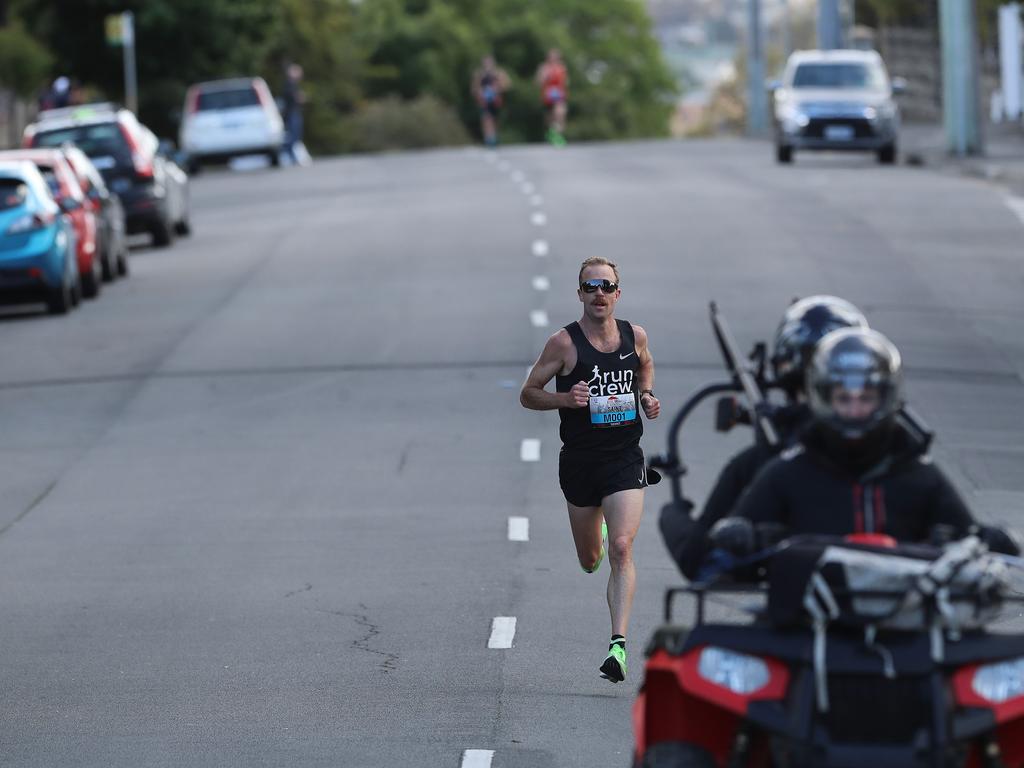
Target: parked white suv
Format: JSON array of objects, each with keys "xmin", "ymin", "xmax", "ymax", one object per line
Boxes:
[{"xmin": 179, "ymin": 77, "xmax": 285, "ymax": 171}]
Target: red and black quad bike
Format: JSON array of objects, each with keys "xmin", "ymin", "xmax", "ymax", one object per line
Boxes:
[
  {"xmin": 636, "ymin": 362, "xmax": 1024, "ymax": 767},
  {"xmin": 632, "ymin": 530, "xmax": 1024, "ymax": 768}
]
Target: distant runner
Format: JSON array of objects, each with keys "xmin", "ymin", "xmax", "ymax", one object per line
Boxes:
[
  {"xmin": 520, "ymin": 257, "xmax": 660, "ymax": 683},
  {"xmin": 471, "ymin": 55, "xmax": 511, "ymax": 148},
  {"xmin": 536, "ymin": 49, "xmax": 569, "ymax": 146}
]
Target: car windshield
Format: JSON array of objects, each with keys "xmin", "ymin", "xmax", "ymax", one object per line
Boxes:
[
  {"xmin": 197, "ymin": 87, "xmax": 260, "ymax": 111},
  {"xmin": 37, "ymin": 167, "xmax": 61, "ymax": 197},
  {"xmin": 792, "ymin": 62, "xmax": 886, "ymax": 90},
  {"xmin": 0, "ymin": 179, "xmax": 29, "ymax": 210},
  {"xmin": 33, "ymin": 123, "xmax": 128, "ymax": 158}
]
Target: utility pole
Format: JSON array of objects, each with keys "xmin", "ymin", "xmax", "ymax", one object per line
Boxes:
[
  {"xmin": 781, "ymin": 0, "xmax": 793, "ymax": 60},
  {"xmin": 818, "ymin": 0, "xmax": 843, "ymax": 49},
  {"xmin": 940, "ymin": 0, "xmax": 982, "ymax": 155},
  {"xmin": 999, "ymin": 3, "xmax": 1022, "ymax": 122},
  {"xmin": 747, "ymin": 0, "xmax": 768, "ymax": 136},
  {"xmin": 122, "ymin": 11, "xmax": 138, "ymax": 115}
]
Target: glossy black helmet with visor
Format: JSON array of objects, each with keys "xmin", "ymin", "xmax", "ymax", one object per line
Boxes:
[{"xmin": 770, "ymin": 295, "xmax": 869, "ymax": 395}]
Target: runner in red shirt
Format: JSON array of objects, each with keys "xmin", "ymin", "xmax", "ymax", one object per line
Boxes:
[{"xmin": 536, "ymin": 49, "xmax": 569, "ymax": 145}]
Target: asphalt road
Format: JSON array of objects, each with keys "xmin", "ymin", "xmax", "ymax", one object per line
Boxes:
[{"xmin": 2, "ymin": 140, "xmax": 1024, "ymax": 767}]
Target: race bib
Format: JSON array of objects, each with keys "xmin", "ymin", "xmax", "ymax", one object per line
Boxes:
[{"xmin": 590, "ymin": 392, "xmax": 637, "ymax": 428}]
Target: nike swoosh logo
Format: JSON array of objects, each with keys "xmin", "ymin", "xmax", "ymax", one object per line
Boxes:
[{"xmin": 619, "ymin": 351, "xmax": 635, "ymax": 360}]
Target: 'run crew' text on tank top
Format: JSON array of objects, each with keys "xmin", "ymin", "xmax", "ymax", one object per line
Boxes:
[{"xmin": 556, "ymin": 320, "xmax": 643, "ymax": 454}]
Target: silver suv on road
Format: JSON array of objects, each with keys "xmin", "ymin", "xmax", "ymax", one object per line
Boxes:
[{"xmin": 771, "ymin": 49, "xmax": 904, "ymax": 165}]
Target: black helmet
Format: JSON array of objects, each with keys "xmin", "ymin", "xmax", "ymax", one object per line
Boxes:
[
  {"xmin": 771, "ymin": 295, "xmax": 868, "ymax": 394},
  {"xmin": 806, "ymin": 328, "xmax": 903, "ymax": 441}
]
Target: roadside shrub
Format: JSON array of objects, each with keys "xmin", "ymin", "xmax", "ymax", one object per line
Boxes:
[{"xmin": 344, "ymin": 95, "xmax": 471, "ymax": 152}]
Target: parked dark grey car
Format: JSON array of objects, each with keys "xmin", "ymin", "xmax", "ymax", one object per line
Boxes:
[{"xmin": 771, "ymin": 49, "xmax": 904, "ymax": 165}]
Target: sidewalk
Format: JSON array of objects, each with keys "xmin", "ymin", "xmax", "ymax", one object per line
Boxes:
[{"xmin": 902, "ymin": 120, "xmax": 1024, "ymax": 193}]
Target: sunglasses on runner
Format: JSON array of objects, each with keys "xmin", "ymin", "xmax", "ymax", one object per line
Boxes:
[{"xmin": 579, "ymin": 279, "xmax": 619, "ymax": 294}]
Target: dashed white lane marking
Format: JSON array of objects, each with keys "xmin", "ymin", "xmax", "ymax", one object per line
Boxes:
[
  {"xmin": 488, "ymin": 617, "xmax": 517, "ymax": 648},
  {"xmin": 530, "ymin": 309, "xmax": 549, "ymax": 327},
  {"xmin": 531, "ymin": 211, "xmax": 547, "ymax": 226},
  {"xmin": 532, "ymin": 239, "xmax": 549, "ymax": 257},
  {"xmin": 1006, "ymin": 196, "xmax": 1024, "ymax": 227},
  {"xmin": 508, "ymin": 516, "xmax": 530, "ymax": 541},
  {"xmin": 511, "ymin": 170, "xmax": 525, "ymax": 183},
  {"xmin": 521, "ymin": 182, "xmax": 535, "ymax": 195},
  {"xmin": 532, "ymin": 275, "xmax": 550, "ymax": 291},
  {"xmin": 530, "ymin": 194, "xmax": 544, "ymax": 206},
  {"xmin": 520, "ymin": 438, "xmax": 541, "ymax": 462},
  {"xmin": 461, "ymin": 750, "xmax": 495, "ymax": 768}
]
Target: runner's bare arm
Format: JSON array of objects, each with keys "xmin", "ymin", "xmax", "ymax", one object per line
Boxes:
[
  {"xmin": 633, "ymin": 324, "xmax": 660, "ymax": 419},
  {"xmin": 520, "ymin": 330, "xmax": 587, "ymax": 410}
]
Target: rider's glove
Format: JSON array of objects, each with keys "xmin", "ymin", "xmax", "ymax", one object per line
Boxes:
[
  {"xmin": 708, "ymin": 517, "xmax": 756, "ymax": 558},
  {"xmin": 974, "ymin": 524, "xmax": 1023, "ymax": 556}
]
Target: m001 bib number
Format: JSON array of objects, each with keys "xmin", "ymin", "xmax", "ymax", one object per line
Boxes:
[{"xmin": 590, "ymin": 393, "xmax": 637, "ymax": 428}]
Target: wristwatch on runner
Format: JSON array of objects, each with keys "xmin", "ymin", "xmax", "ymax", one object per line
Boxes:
[{"xmin": 640, "ymin": 389, "xmax": 655, "ymax": 399}]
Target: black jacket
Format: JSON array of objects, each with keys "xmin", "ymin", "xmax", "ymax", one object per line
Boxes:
[
  {"xmin": 732, "ymin": 424, "xmax": 976, "ymax": 541},
  {"xmin": 661, "ymin": 404, "xmax": 811, "ymax": 580}
]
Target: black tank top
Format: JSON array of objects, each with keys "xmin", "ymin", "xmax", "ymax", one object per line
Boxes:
[{"xmin": 556, "ymin": 320, "xmax": 643, "ymax": 454}]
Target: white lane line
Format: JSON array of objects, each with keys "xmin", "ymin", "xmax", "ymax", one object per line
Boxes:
[
  {"xmin": 488, "ymin": 617, "xmax": 517, "ymax": 648},
  {"xmin": 532, "ymin": 239, "xmax": 549, "ymax": 257},
  {"xmin": 532, "ymin": 275, "xmax": 550, "ymax": 291},
  {"xmin": 1006, "ymin": 196, "xmax": 1024, "ymax": 226},
  {"xmin": 530, "ymin": 309, "xmax": 549, "ymax": 327},
  {"xmin": 462, "ymin": 750, "xmax": 495, "ymax": 768},
  {"xmin": 520, "ymin": 438, "xmax": 541, "ymax": 462},
  {"xmin": 511, "ymin": 170, "xmax": 525, "ymax": 183},
  {"xmin": 521, "ymin": 182, "xmax": 535, "ymax": 195},
  {"xmin": 531, "ymin": 211, "xmax": 547, "ymax": 226},
  {"xmin": 508, "ymin": 516, "xmax": 530, "ymax": 541},
  {"xmin": 530, "ymin": 194, "xmax": 544, "ymax": 206}
]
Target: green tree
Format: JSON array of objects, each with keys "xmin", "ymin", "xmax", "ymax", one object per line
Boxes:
[{"xmin": 0, "ymin": 21, "xmax": 52, "ymax": 98}]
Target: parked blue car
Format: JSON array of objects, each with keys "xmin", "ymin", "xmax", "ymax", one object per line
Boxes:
[{"xmin": 0, "ymin": 160, "xmax": 79, "ymax": 314}]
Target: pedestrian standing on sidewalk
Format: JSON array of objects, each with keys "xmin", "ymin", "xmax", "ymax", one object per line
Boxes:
[{"xmin": 282, "ymin": 63, "xmax": 307, "ymax": 165}]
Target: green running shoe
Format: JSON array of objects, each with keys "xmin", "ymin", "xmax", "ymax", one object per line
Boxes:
[
  {"xmin": 600, "ymin": 643, "xmax": 627, "ymax": 683},
  {"xmin": 582, "ymin": 520, "xmax": 608, "ymax": 574}
]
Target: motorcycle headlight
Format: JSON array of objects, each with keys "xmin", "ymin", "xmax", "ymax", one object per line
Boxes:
[
  {"xmin": 972, "ymin": 658, "xmax": 1024, "ymax": 703},
  {"xmin": 698, "ymin": 646, "xmax": 771, "ymax": 695}
]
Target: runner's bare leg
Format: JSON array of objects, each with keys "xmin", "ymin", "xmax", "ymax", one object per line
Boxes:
[
  {"xmin": 601, "ymin": 488, "xmax": 644, "ymax": 636},
  {"xmin": 567, "ymin": 502, "xmax": 604, "ymax": 570}
]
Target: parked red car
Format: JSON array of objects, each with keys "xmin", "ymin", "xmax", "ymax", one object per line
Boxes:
[
  {"xmin": 60, "ymin": 145, "xmax": 128, "ymax": 281},
  {"xmin": 0, "ymin": 148, "xmax": 102, "ymax": 297}
]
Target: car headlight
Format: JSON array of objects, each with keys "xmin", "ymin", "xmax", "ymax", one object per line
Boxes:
[
  {"xmin": 866, "ymin": 104, "xmax": 896, "ymax": 122},
  {"xmin": 972, "ymin": 658, "xmax": 1024, "ymax": 703},
  {"xmin": 698, "ymin": 646, "xmax": 771, "ymax": 695},
  {"xmin": 779, "ymin": 105, "xmax": 809, "ymax": 133}
]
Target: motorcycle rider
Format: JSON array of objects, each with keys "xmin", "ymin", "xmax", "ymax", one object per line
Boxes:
[
  {"xmin": 719, "ymin": 328, "xmax": 1019, "ymax": 556},
  {"xmin": 661, "ymin": 296, "xmax": 869, "ymax": 578}
]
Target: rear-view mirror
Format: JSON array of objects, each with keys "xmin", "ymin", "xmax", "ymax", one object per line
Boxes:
[{"xmin": 891, "ymin": 76, "xmax": 908, "ymax": 95}]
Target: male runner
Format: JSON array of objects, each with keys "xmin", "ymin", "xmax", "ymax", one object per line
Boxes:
[
  {"xmin": 536, "ymin": 48, "xmax": 569, "ymax": 145},
  {"xmin": 471, "ymin": 55, "xmax": 510, "ymax": 147},
  {"xmin": 520, "ymin": 257, "xmax": 660, "ymax": 682}
]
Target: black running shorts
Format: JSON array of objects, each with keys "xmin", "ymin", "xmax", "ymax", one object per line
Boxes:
[{"xmin": 558, "ymin": 445, "xmax": 648, "ymax": 508}]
